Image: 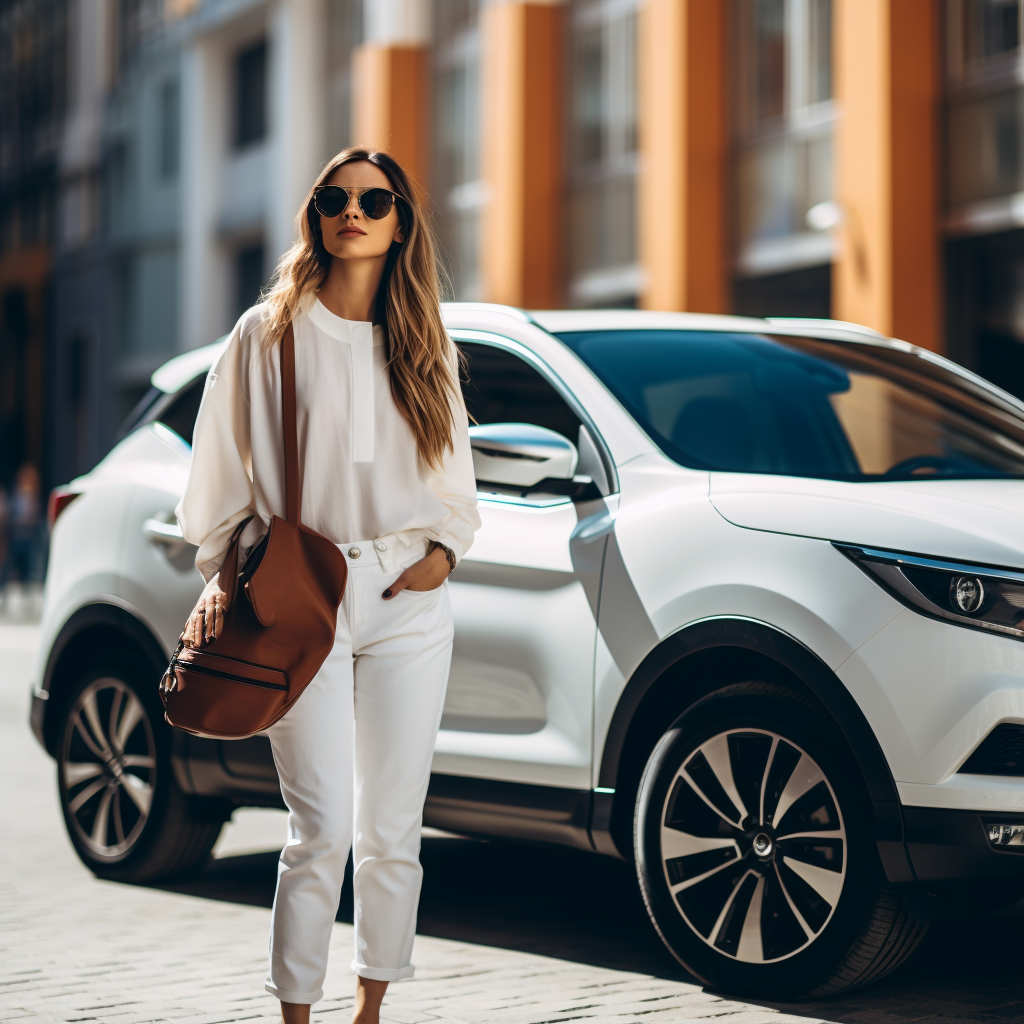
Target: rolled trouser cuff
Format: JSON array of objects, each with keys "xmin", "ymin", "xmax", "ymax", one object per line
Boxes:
[
  {"xmin": 264, "ymin": 981, "xmax": 324, "ymax": 1005},
  {"xmin": 352, "ymin": 961, "xmax": 415, "ymax": 982}
]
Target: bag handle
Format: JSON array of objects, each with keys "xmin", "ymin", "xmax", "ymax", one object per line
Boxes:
[
  {"xmin": 217, "ymin": 514, "xmax": 253, "ymax": 607},
  {"xmin": 280, "ymin": 322, "xmax": 301, "ymax": 525}
]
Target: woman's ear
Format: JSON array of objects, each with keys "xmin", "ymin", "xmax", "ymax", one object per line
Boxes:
[{"xmin": 394, "ymin": 228, "xmax": 405, "ymax": 244}]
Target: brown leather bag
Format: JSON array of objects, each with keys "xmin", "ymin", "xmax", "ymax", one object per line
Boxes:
[{"xmin": 159, "ymin": 324, "xmax": 348, "ymax": 739}]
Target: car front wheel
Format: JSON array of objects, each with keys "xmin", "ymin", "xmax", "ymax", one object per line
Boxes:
[
  {"xmin": 635, "ymin": 681, "xmax": 927, "ymax": 998},
  {"xmin": 57, "ymin": 662, "xmax": 227, "ymax": 882}
]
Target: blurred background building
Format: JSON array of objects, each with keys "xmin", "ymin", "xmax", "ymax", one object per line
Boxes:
[{"xmin": 0, "ymin": 0, "xmax": 1022, "ymax": 500}]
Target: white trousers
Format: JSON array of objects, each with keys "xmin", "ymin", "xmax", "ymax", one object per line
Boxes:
[{"xmin": 263, "ymin": 541, "xmax": 453, "ymax": 1005}]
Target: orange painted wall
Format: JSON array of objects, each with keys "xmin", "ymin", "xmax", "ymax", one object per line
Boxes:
[
  {"xmin": 639, "ymin": 0, "xmax": 727, "ymax": 313},
  {"xmin": 834, "ymin": 0, "xmax": 940, "ymax": 351},
  {"xmin": 352, "ymin": 44, "xmax": 430, "ymax": 189},
  {"xmin": 480, "ymin": 2, "xmax": 563, "ymax": 308}
]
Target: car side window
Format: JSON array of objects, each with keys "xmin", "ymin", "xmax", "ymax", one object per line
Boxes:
[
  {"xmin": 156, "ymin": 377, "xmax": 205, "ymax": 447},
  {"xmin": 457, "ymin": 342, "xmax": 582, "ymax": 441}
]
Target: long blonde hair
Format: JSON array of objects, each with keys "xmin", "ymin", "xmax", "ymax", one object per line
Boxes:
[{"xmin": 261, "ymin": 148, "xmax": 458, "ymax": 469}]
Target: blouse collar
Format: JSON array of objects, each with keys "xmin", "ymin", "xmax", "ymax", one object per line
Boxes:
[{"xmin": 309, "ymin": 298, "xmax": 383, "ymax": 346}]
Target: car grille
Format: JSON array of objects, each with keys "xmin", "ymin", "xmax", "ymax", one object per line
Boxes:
[{"xmin": 959, "ymin": 724, "xmax": 1024, "ymax": 777}]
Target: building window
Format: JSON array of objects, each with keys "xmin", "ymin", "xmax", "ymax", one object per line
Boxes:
[
  {"xmin": 566, "ymin": 0, "xmax": 640, "ymax": 307},
  {"xmin": 433, "ymin": 1, "xmax": 482, "ymax": 300},
  {"xmin": 236, "ymin": 240, "xmax": 265, "ymax": 319},
  {"xmin": 956, "ymin": 0, "xmax": 1020, "ymax": 70},
  {"xmin": 158, "ymin": 79, "xmax": 179, "ymax": 179},
  {"xmin": 67, "ymin": 331, "xmax": 91, "ymax": 474},
  {"xmin": 943, "ymin": 2, "xmax": 1024, "ymax": 399},
  {"xmin": 106, "ymin": 140, "xmax": 133, "ymax": 241},
  {"xmin": 945, "ymin": 1, "xmax": 1024, "ymax": 214},
  {"xmin": 235, "ymin": 40, "xmax": 268, "ymax": 149},
  {"xmin": 732, "ymin": 0, "xmax": 837, "ymax": 283},
  {"xmin": 116, "ymin": 0, "xmax": 164, "ymax": 76}
]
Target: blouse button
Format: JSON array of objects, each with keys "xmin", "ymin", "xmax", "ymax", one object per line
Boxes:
[
  {"xmin": 348, "ymin": 546, "xmax": 361, "ymax": 559},
  {"xmin": 374, "ymin": 541, "xmax": 387, "ymax": 552}
]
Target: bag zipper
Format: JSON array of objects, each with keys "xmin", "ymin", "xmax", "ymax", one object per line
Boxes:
[{"xmin": 177, "ymin": 660, "xmax": 288, "ymax": 691}]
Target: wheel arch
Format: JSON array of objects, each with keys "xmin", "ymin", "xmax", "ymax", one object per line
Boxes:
[
  {"xmin": 38, "ymin": 602, "xmax": 168, "ymax": 757},
  {"xmin": 594, "ymin": 616, "xmax": 913, "ymax": 883}
]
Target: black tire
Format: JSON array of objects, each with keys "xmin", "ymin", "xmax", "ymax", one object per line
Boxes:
[
  {"xmin": 635, "ymin": 682, "xmax": 927, "ymax": 999},
  {"xmin": 57, "ymin": 656, "xmax": 227, "ymax": 883}
]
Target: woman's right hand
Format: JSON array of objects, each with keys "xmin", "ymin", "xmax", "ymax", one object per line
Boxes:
[{"xmin": 183, "ymin": 574, "xmax": 229, "ymax": 648}]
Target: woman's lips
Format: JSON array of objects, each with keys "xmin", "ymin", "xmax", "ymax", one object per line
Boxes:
[{"xmin": 340, "ymin": 227, "xmax": 366, "ymax": 237}]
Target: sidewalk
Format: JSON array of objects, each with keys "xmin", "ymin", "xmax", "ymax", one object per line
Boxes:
[{"xmin": 3, "ymin": 622, "xmax": 1024, "ymax": 1024}]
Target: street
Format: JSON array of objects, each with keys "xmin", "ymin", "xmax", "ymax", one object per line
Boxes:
[{"xmin": 3, "ymin": 621, "xmax": 1024, "ymax": 1024}]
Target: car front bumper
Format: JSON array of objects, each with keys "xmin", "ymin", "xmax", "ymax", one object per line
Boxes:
[
  {"xmin": 903, "ymin": 804, "xmax": 1024, "ymax": 881},
  {"xmin": 30, "ymin": 689, "xmax": 48, "ymax": 751}
]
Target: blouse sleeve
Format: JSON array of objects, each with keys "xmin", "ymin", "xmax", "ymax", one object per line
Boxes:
[
  {"xmin": 421, "ymin": 348, "xmax": 481, "ymax": 564},
  {"xmin": 175, "ymin": 317, "xmax": 258, "ymax": 582}
]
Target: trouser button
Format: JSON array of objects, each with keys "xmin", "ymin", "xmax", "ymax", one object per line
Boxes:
[{"xmin": 348, "ymin": 546, "xmax": 361, "ymax": 559}]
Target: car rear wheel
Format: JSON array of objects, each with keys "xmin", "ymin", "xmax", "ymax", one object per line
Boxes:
[
  {"xmin": 58, "ymin": 663, "xmax": 227, "ymax": 882},
  {"xmin": 635, "ymin": 681, "xmax": 927, "ymax": 998}
]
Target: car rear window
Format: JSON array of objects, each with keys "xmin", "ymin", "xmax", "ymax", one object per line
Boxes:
[
  {"xmin": 556, "ymin": 329, "xmax": 1024, "ymax": 481},
  {"xmin": 157, "ymin": 377, "xmax": 205, "ymax": 446},
  {"xmin": 115, "ymin": 375, "xmax": 206, "ymax": 448}
]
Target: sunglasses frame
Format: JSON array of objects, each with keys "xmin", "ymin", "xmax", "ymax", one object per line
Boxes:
[{"xmin": 312, "ymin": 185, "xmax": 406, "ymax": 221}]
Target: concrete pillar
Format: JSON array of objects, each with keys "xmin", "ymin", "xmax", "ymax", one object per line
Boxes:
[
  {"xmin": 179, "ymin": 36, "xmax": 224, "ymax": 351},
  {"xmin": 351, "ymin": 0, "xmax": 430, "ymax": 186},
  {"xmin": 479, "ymin": 0, "xmax": 564, "ymax": 308},
  {"xmin": 833, "ymin": 0, "xmax": 941, "ymax": 350},
  {"xmin": 60, "ymin": 0, "xmax": 111, "ymax": 187},
  {"xmin": 54, "ymin": 0, "xmax": 114, "ymax": 480},
  {"xmin": 270, "ymin": 0, "xmax": 327, "ymax": 260},
  {"xmin": 638, "ymin": 0, "xmax": 728, "ymax": 313}
]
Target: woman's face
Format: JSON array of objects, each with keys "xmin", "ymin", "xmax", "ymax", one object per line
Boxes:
[{"xmin": 318, "ymin": 160, "xmax": 404, "ymax": 261}]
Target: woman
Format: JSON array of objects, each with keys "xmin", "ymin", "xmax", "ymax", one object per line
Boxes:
[{"xmin": 176, "ymin": 148, "xmax": 480, "ymax": 1024}]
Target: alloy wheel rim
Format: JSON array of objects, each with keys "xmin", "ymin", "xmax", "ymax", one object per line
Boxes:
[
  {"xmin": 60, "ymin": 677, "xmax": 157, "ymax": 860},
  {"xmin": 660, "ymin": 728, "xmax": 846, "ymax": 964}
]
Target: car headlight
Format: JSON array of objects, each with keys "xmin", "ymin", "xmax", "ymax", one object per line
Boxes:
[{"xmin": 837, "ymin": 544, "xmax": 1024, "ymax": 641}]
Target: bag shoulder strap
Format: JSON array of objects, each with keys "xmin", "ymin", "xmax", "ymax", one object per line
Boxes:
[
  {"xmin": 219, "ymin": 514, "xmax": 254, "ymax": 605},
  {"xmin": 280, "ymin": 323, "xmax": 300, "ymax": 525}
]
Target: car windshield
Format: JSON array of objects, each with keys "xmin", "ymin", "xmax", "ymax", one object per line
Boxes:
[{"xmin": 555, "ymin": 329, "xmax": 1024, "ymax": 481}]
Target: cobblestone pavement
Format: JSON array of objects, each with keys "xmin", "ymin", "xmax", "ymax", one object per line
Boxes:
[{"xmin": 3, "ymin": 624, "xmax": 1024, "ymax": 1024}]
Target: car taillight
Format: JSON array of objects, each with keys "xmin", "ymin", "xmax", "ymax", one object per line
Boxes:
[{"xmin": 47, "ymin": 487, "xmax": 81, "ymax": 530}]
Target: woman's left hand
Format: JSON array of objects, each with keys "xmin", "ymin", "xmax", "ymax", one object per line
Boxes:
[{"xmin": 382, "ymin": 547, "xmax": 450, "ymax": 599}]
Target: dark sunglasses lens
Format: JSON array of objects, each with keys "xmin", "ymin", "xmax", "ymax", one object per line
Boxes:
[
  {"xmin": 315, "ymin": 186, "xmax": 348, "ymax": 218},
  {"xmin": 359, "ymin": 188, "xmax": 395, "ymax": 219}
]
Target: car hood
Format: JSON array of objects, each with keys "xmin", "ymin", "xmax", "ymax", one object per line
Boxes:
[{"xmin": 709, "ymin": 474, "xmax": 1024, "ymax": 569}]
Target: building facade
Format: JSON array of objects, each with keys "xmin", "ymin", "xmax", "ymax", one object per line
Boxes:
[
  {"xmin": 19, "ymin": 0, "xmax": 1024, "ymax": 491},
  {"xmin": 0, "ymin": 0, "xmax": 69, "ymax": 488}
]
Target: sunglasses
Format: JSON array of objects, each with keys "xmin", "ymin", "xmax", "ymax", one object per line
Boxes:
[{"xmin": 312, "ymin": 185, "xmax": 404, "ymax": 220}]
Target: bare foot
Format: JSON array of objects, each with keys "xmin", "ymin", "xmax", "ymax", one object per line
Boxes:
[{"xmin": 352, "ymin": 977, "xmax": 388, "ymax": 1024}]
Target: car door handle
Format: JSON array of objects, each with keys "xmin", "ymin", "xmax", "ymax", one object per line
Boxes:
[{"xmin": 143, "ymin": 518, "xmax": 185, "ymax": 548}]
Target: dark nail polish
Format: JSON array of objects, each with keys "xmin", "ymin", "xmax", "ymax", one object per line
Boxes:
[{"xmin": 383, "ymin": 589, "xmax": 392, "ymax": 599}]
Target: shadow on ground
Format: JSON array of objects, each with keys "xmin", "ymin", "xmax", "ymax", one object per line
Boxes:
[{"xmin": 158, "ymin": 835, "xmax": 1024, "ymax": 1024}]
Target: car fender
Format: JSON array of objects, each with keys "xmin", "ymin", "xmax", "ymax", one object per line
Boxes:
[
  {"xmin": 32, "ymin": 601, "xmax": 168, "ymax": 756},
  {"xmin": 592, "ymin": 615, "xmax": 913, "ymax": 883}
]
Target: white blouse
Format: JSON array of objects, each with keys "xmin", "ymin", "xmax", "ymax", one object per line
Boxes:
[{"xmin": 176, "ymin": 299, "xmax": 481, "ymax": 581}]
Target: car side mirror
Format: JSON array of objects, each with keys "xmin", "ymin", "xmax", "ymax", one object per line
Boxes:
[{"xmin": 469, "ymin": 423, "xmax": 602, "ymax": 501}]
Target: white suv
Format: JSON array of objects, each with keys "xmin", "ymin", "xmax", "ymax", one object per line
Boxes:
[{"xmin": 32, "ymin": 305, "xmax": 1024, "ymax": 998}]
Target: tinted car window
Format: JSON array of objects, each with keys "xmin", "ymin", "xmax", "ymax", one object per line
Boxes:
[
  {"xmin": 115, "ymin": 386, "xmax": 162, "ymax": 442},
  {"xmin": 156, "ymin": 377, "xmax": 205, "ymax": 447},
  {"xmin": 458, "ymin": 342, "xmax": 582, "ymax": 442},
  {"xmin": 557, "ymin": 329, "xmax": 1024, "ymax": 480}
]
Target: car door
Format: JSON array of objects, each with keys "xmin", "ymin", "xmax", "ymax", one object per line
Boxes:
[
  {"xmin": 435, "ymin": 332, "xmax": 616, "ymax": 790},
  {"xmin": 118, "ymin": 378, "xmax": 207, "ymax": 651}
]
